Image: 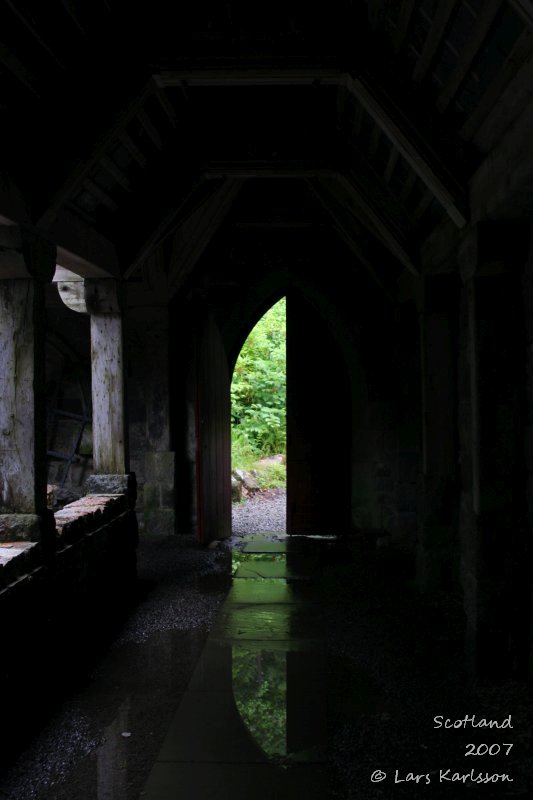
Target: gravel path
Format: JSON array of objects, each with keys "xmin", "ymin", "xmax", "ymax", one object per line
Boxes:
[{"xmin": 231, "ymin": 488, "xmax": 287, "ymax": 536}]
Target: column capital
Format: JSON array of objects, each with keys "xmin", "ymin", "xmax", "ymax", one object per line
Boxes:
[{"xmin": 57, "ymin": 276, "xmax": 124, "ymax": 315}]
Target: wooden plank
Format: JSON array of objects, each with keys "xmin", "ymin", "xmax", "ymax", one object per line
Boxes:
[
  {"xmin": 100, "ymin": 156, "xmax": 132, "ymax": 192},
  {"xmin": 393, "ymin": 0, "xmax": 417, "ymax": 52},
  {"xmin": 83, "ymin": 178, "xmax": 118, "ymax": 212},
  {"xmin": 203, "ymin": 162, "xmax": 337, "ymax": 178},
  {"xmin": 120, "ymin": 131, "xmax": 148, "ymax": 168},
  {"xmin": 460, "ymin": 29, "xmax": 533, "ymax": 141},
  {"xmin": 136, "ymin": 108, "xmax": 163, "ymax": 150},
  {"xmin": 4, "ymin": 0, "xmax": 65, "ymax": 69},
  {"xmin": 412, "ymin": 0, "xmax": 461, "ymax": 84},
  {"xmin": 437, "ymin": 0, "xmax": 504, "ymax": 112},
  {"xmin": 154, "ymin": 68, "xmax": 342, "ymax": 87},
  {"xmin": 154, "ymin": 85, "xmax": 178, "ymax": 128},
  {"xmin": 345, "ymin": 76, "xmax": 467, "ymax": 227}
]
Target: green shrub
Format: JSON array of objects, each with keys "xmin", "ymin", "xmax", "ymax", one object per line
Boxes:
[{"xmin": 231, "ymin": 297, "xmax": 286, "ymax": 457}]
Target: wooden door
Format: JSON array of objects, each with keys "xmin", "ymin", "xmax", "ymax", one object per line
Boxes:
[
  {"xmin": 286, "ymin": 292, "xmax": 351, "ymax": 534},
  {"xmin": 195, "ymin": 313, "xmax": 232, "ymax": 544}
]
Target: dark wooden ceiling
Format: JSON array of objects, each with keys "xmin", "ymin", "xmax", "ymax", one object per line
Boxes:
[{"xmin": 1, "ymin": 0, "xmax": 532, "ymax": 290}]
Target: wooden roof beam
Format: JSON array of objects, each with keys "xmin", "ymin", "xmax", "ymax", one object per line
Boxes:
[
  {"xmin": 306, "ymin": 179, "xmax": 395, "ymax": 300},
  {"xmin": 393, "ymin": 0, "xmax": 417, "ymax": 52},
  {"xmin": 345, "ymin": 75, "xmax": 467, "ymax": 227},
  {"xmin": 412, "ymin": 0, "xmax": 461, "ymax": 84},
  {"xmin": 154, "ymin": 68, "xmax": 342, "ymax": 88},
  {"xmin": 338, "ymin": 175, "xmax": 419, "ymax": 276},
  {"xmin": 510, "ymin": 0, "xmax": 533, "ymax": 29},
  {"xmin": 154, "ymin": 86, "xmax": 178, "ymax": 128},
  {"xmin": 437, "ymin": 0, "xmax": 504, "ymax": 112},
  {"xmin": 123, "ymin": 175, "xmax": 215, "ymax": 278},
  {"xmin": 82, "ymin": 178, "xmax": 118, "ymax": 213},
  {"xmin": 136, "ymin": 108, "xmax": 163, "ymax": 150},
  {"xmin": 168, "ymin": 179, "xmax": 244, "ymax": 296},
  {"xmin": 100, "ymin": 156, "xmax": 132, "ymax": 192},
  {"xmin": 120, "ymin": 131, "xmax": 147, "ymax": 168},
  {"xmin": 460, "ymin": 27, "xmax": 533, "ymax": 140}
]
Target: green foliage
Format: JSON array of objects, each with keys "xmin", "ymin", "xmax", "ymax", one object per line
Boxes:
[
  {"xmin": 232, "ymin": 645, "xmax": 287, "ymax": 756},
  {"xmin": 231, "ymin": 298, "xmax": 286, "ymax": 457},
  {"xmin": 255, "ymin": 462, "xmax": 286, "ymax": 489}
]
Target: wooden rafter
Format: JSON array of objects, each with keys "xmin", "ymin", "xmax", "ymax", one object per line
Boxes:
[
  {"xmin": 154, "ymin": 69, "xmax": 342, "ymax": 87},
  {"xmin": 120, "ymin": 131, "xmax": 147, "ymax": 168},
  {"xmin": 345, "ymin": 75, "xmax": 467, "ymax": 227},
  {"xmin": 37, "ymin": 82, "xmax": 153, "ymax": 228},
  {"xmin": 4, "ymin": 0, "xmax": 65, "ymax": 70},
  {"xmin": 339, "ymin": 174, "xmax": 418, "ymax": 275},
  {"xmin": 509, "ymin": 0, "xmax": 533, "ymax": 29},
  {"xmin": 437, "ymin": 0, "xmax": 504, "ymax": 112},
  {"xmin": 168, "ymin": 179, "xmax": 244, "ymax": 296},
  {"xmin": 100, "ymin": 156, "xmax": 132, "ymax": 192},
  {"xmin": 460, "ymin": 29, "xmax": 533, "ymax": 141},
  {"xmin": 83, "ymin": 178, "xmax": 118, "ymax": 213},
  {"xmin": 153, "ymin": 85, "xmax": 178, "ymax": 128},
  {"xmin": 393, "ymin": 0, "xmax": 417, "ymax": 52},
  {"xmin": 307, "ymin": 178, "xmax": 395, "ymax": 300},
  {"xmin": 123, "ymin": 176, "xmax": 215, "ymax": 278},
  {"xmin": 136, "ymin": 108, "xmax": 162, "ymax": 150},
  {"xmin": 412, "ymin": 0, "xmax": 461, "ymax": 84}
]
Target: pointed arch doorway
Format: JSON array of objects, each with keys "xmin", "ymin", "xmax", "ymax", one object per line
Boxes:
[{"xmin": 194, "ymin": 289, "xmax": 352, "ymax": 543}]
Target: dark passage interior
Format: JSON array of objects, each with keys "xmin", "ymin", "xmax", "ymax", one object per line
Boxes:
[{"xmin": 1, "ymin": 2, "xmax": 533, "ymax": 797}]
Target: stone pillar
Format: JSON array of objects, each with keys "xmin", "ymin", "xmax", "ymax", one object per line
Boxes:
[
  {"xmin": 417, "ymin": 275, "xmax": 459, "ymax": 591},
  {"xmin": 458, "ymin": 222, "xmax": 529, "ymax": 677},
  {"xmin": 57, "ymin": 277, "xmax": 133, "ymax": 499},
  {"xmin": 0, "ymin": 228, "xmax": 56, "ymax": 544}
]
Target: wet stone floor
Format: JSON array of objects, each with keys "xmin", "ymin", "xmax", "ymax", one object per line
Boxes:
[{"xmin": 1, "ymin": 532, "xmax": 532, "ymax": 800}]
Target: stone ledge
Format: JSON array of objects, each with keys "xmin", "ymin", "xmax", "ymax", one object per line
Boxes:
[
  {"xmin": 84, "ymin": 473, "xmax": 137, "ymax": 507},
  {"xmin": 55, "ymin": 494, "xmax": 129, "ymax": 545},
  {"xmin": 0, "ymin": 541, "xmax": 41, "ymax": 590}
]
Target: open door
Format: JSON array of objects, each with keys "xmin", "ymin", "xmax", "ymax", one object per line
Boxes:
[
  {"xmin": 195, "ymin": 312, "xmax": 232, "ymax": 544},
  {"xmin": 286, "ymin": 291, "xmax": 351, "ymax": 534}
]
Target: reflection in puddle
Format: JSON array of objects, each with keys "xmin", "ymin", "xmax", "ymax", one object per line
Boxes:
[
  {"xmin": 232, "ymin": 551, "xmax": 286, "ymax": 577},
  {"xmin": 232, "ymin": 646, "xmax": 287, "ymax": 757}
]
